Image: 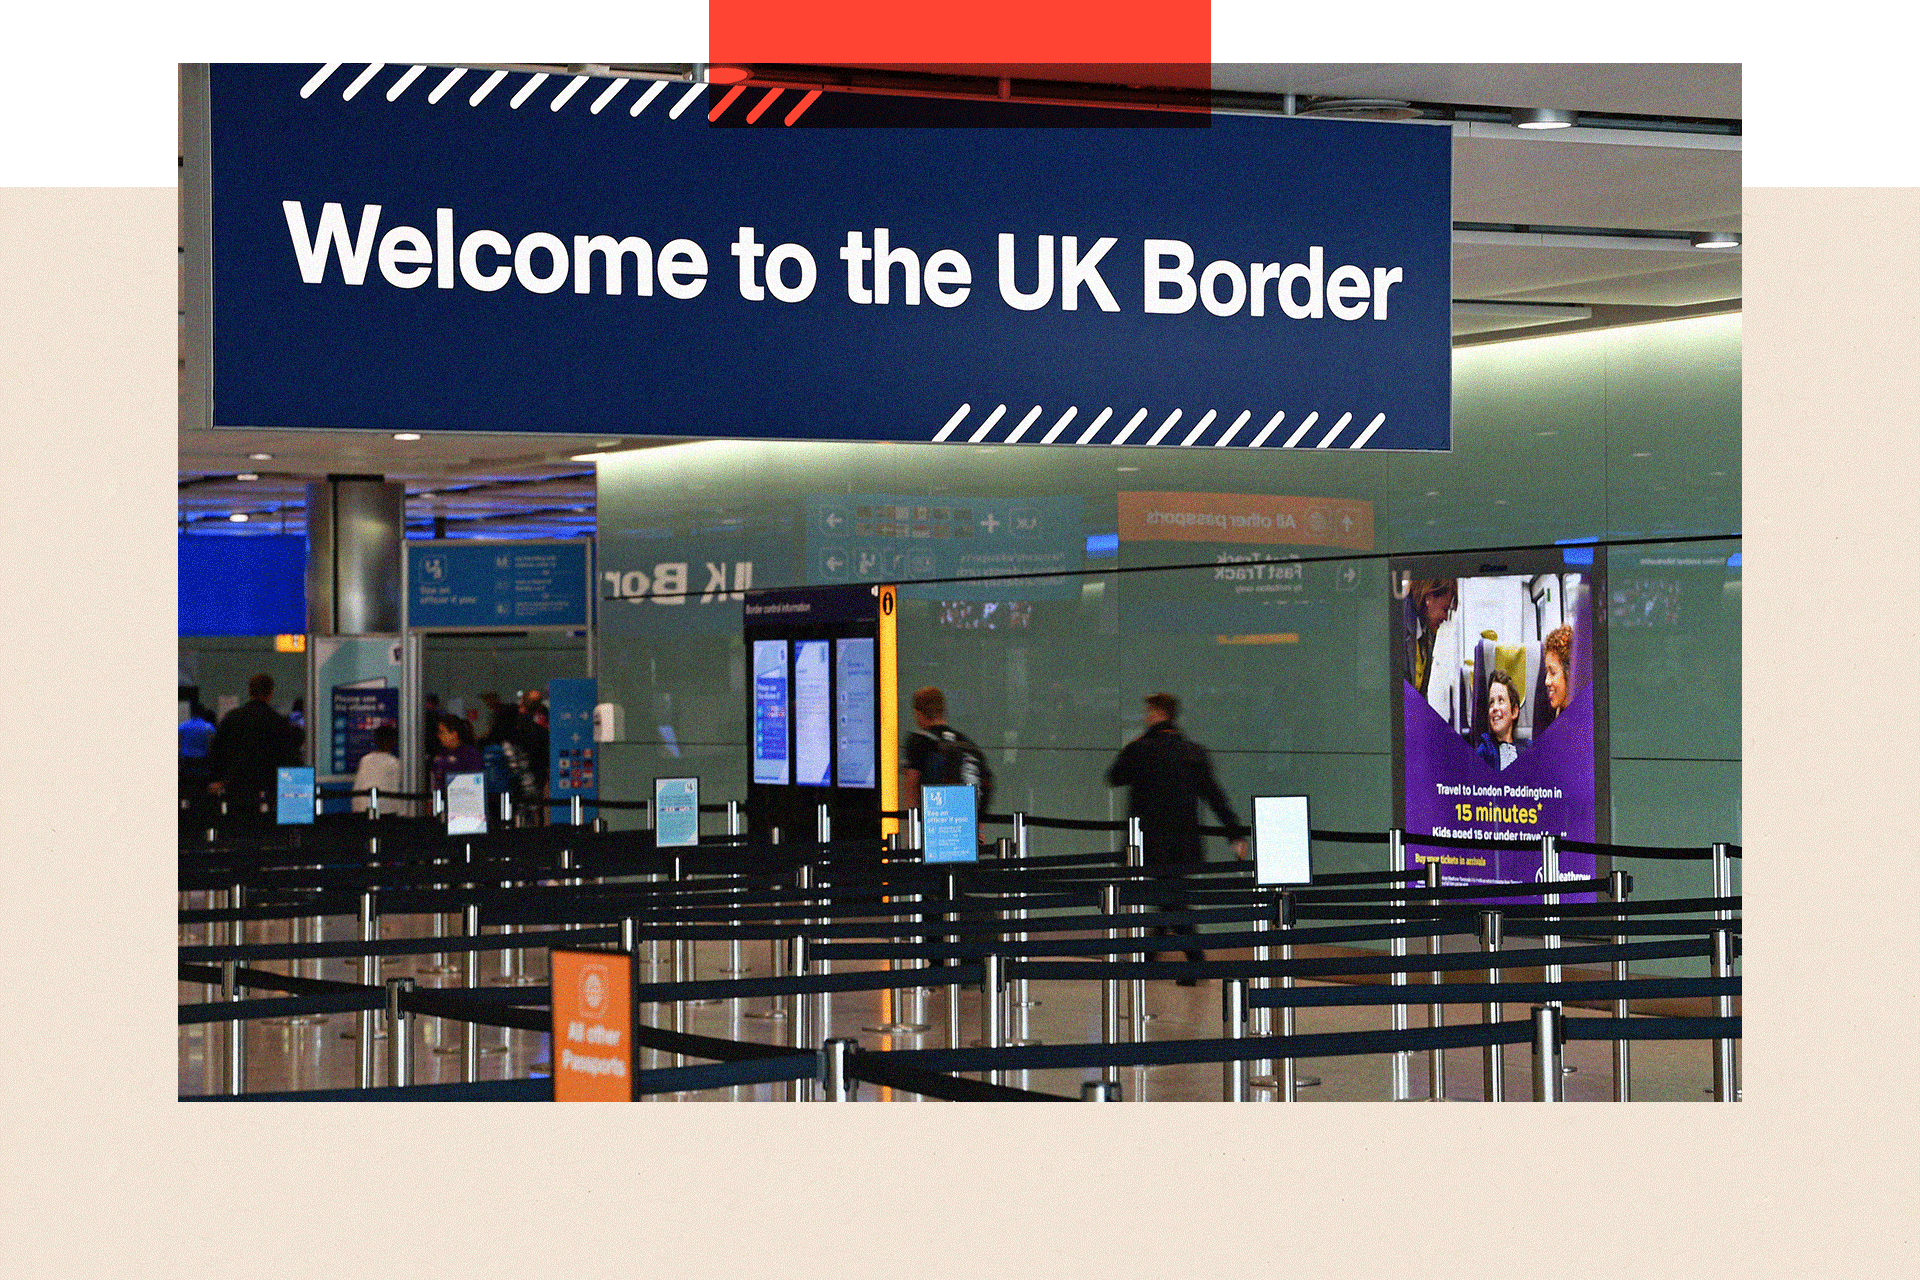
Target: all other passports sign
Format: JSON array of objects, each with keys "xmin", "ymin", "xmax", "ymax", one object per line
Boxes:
[{"xmin": 199, "ymin": 64, "xmax": 1453, "ymax": 451}]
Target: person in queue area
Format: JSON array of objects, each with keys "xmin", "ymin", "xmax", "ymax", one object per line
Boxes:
[
  {"xmin": 429, "ymin": 713, "xmax": 484, "ymax": 794},
  {"xmin": 1475, "ymin": 668, "xmax": 1526, "ymax": 771},
  {"xmin": 206, "ymin": 673, "xmax": 303, "ymax": 809},
  {"xmin": 351, "ymin": 723, "xmax": 407, "ymax": 815}
]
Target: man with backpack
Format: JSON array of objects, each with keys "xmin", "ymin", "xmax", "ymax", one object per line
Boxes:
[
  {"xmin": 1106, "ymin": 692, "xmax": 1248, "ymax": 981},
  {"xmin": 902, "ymin": 685, "xmax": 993, "ymax": 818}
]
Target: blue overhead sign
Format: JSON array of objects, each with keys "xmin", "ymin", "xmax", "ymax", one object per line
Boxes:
[
  {"xmin": 199, "ymin": 64, "xmax": 1453, "ymax": 451},
  {"xmin": 806, "ymin": 493, "xmax": 1084, "ymax": 600},
  {"xmin": 406, "ymin": 539, "xmax": 591, "ymax": 629}
]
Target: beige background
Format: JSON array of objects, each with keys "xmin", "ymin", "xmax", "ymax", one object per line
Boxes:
[{"xmin": 0, "ymin": 185, "xmax": 1912, "ymax": 1272}]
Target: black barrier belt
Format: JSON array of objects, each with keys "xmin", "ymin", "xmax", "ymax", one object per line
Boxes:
[
  {"xmin": 181, "ymin": 1078, "xmax": 554, "ymax": 1102},
  {"xmin": 1566, "ymin": 1016, "xmax": 1740, "ymax": 1041},
  {"xmin": 1310, "ymin": 828, "xmax": 1390, "ymax": 845},
  {"xmin": 180, "ymin": 963, "xmax": 223, "ymax": 986},
  {"xmin": 1018, "ymin": 815, "xmax": 1128, "ymax": 832},
  {"xmin": 1293, "ymin": 895, "xmax": 1739, "ymax": 923},
  {"xmin": 401, "ymin": 988, "xmax": 551, "ymax": 1034},
  {"xmin": 636, "ymin": 1055, "xmax": 818, "ymax": 1096},
  {"xmin": 846, "ymin": 1052, "xmax": 1075, "ymax": 1102},
  {"xmin": 1557, "ymin": 836, "xmax": 1721, "ymax": 859},
  {"xmin": 810, "ymin": 917, "xmax": 1479, "ymax": 963},
  {"xmin": 178, "ymin": 924, "xmax": 620, "ymax": 963},
  {"xmin": 1300, "ymin": 877, "xmax": 1610, "ymax": 904},
  {"xmin": 179, "ymin": 990, "xmax": 386, "ymax": 1024},
  {"xmin": 1248, "ymin": 975, "xmax": 1740, "ymax": 1010},
  {"xmin": 633, "ymin": 963, "xmax": 985, "ymax": 1005},
  {"xmin": 628, "ymin": 1021, "xmax": 815, "ymax": 1064},
  {"xmin": 231, "ymin": 965, "xmax": 376, "ymax": 998},
  {"xmin": 1505, "ymin": 919, "xmax": 1741, "ymax": 937},
  {"xmin": 1007, "ymin": 937, "xmax": 1714, "ymax": 983},
  {"xmin": 877, "ymin": 1020, "xmax": 1532, "ymax": 1075}
]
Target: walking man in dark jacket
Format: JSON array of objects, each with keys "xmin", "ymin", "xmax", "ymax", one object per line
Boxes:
[{"xmin": 1106, "ymin": 692, "xmax": 1248, "ymax": 975}]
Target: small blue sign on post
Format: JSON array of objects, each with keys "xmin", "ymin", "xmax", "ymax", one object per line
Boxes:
[
  {"xmin": 548, "ymin": 677, "xmax": 598, "ymax": 825},
  {"xmin": 654, "ymin": 777, "xmax": 699, "ymax": 848},
  {"xmin": 276, "ymin": 767, "xmax": 315, "ymax": 825},
  {"xmin": 922, "ymin": 785, "xmax": 979, "ymax": 864}
]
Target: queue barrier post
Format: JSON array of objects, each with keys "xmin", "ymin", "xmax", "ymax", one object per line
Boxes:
[
  {"xmin": 746, "ymin": 830, "xmax": 788, "ymax": 1022},
  {"xmin": 1010, "ymin": 811, "xmax": 1040, "ymax": 1041},
  {"xmin": 357, "ymin": 890, "xmax": 382, "ymax": 1089},
  {"xmin": 1479, "ymin": 909, "xmax": 1504, "ymax": 1102},
  {"xmin": 1609, "ymin": 869, "xmax": 1633, "ymax": 1101},
  {"xmin": 816, "ymin": 802, "xmax": 831, "ymax": 844},
  {"xmin": 981, "ymin": 952, "xmax": 1005, "ymax": 1086},
  {"xmin": 945, "ymin": 870, "xmax": 963, "ymax": 1051},
  {"xmin": 1248, "ymin": 913, "xmax": 1276, "ymax": 1093},
  {"xmin": 461, "ymin": 902, "xmax": 482, "ymax": 1082},
  {"xmin": 821, "ymin": 1038, "xmax": 855, "ymax": 1101},
  {"xmin": 721, "ymin": 800, "xmax": 748, "ymax": 976},
  {"xmin": 1541, "ymin": 833, "xmax": 1563, "ymax": 1001},
  {"xmin": 1711, "ymin": 928, "xmax": 1738, "ymax": 1102},
  {"xmin": 1126, "ymin": 838, "xmax": 1150, "ymax": 1038},
  {"xmin": 386, "ymin": 977, "xmax": 415, "ymax": 1088},
  {"xmin": 1426, "ymin": 861, "xmax": 1447, "ymax": 1101},
  {"xmin": 789, "ymin": 933, "xmax": 811, "ymax": 1101},
  {"xmin": 1081, "ymin": 1081, "xmax": 1122, "ymax": 1101},
  {"xmin": 1223, "ymin": 977, "xmax": 1248, "ymax": 1103},
  {"xmin": 1387, "ymin": 829, "xmax": 1411, "ymax": 1101},
  {"xmin": 1531, "ymin": 1005, "xmax": 1563, "ymax": 1102},
  {"xmin": 1099, "ymin": 882, "xmax": 1121, "ymax": 1087},
  {"xmin": 222, "ymin": 958, "xmax": 245, "ymax": 1097}
]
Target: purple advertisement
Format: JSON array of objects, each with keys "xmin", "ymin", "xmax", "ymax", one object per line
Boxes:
[{"xmin": 1394, "ymin": 561, "xmax": 1606, "ymax": 897}]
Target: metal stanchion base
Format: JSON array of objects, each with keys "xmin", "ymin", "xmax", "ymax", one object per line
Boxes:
[
  {"xmin": 687, "ymin": 998, "xmax": 723, "ymax": 1007},
  {"xmin": 480, "ymin": 1044, "xmax": 510, "ymax": 1056},
  {"xmin": 1012, "ymin": 999, "xmax": 1042, "ymax": 1009},
  {"xmin": 1121, "ymin": 1011, "xmax": 1157, "ymax": 1022},
  {"xmin": 491, "ymin": 974, "xmax": 545, "ymax": 987},
  {"xmin": 419, "ymin": 963, "xmax": 463, "ymax": 976},
  {"xmin": 743, "ymin": 1008, "xmax": 789, "ymax": 1020},
  {"xmin": 1009, "ymin": 1037, "xmax": 1043, "ymax": 1047},
  {"xmin": 262, "ymin": 1015, "xmax": 330, "ymax": 1027},
  {"xmin": 865, "ymin": 1022, "xmax": 930, "ymax": 1034},
  {"xmin": 718, "ymin": 966, "xmax": 752, "ymax": 976},
  {"xmin": 340, "ymin": 1028, "xmax": 389, "ymax": 1040},
  {"xmin": 1252, "ymin": 1075, "xmax": 1321, "ymax": 1089}
]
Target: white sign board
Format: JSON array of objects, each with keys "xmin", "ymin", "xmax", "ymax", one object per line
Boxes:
[
  {"xmin": 446, "ymin": 771, "xmax": 488, "ymax": 836},
  {"xmin": 1253, "ymin": 795, "xmax": 1312, "ymax": 886}
]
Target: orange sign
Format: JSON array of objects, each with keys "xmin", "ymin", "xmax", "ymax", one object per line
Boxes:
[
  {"xmin": 551, "ymin": 948, "xmax": 634, "ymax": 1101},
  {"xmin": 273, "ymin": 633, "xmax": 307, "ymax": 653},
  {"xmin": 1117, "ymin": 492, "xmax": 1374, "ymax": 550}
]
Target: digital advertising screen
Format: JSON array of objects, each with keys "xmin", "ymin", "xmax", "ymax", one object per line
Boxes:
[
  {"xmin": 792, "ymin": 639, "xmax": 832, "ymax": 788},
  {"xmin": 1392, "ymin": 553, "xmax": 1608, "ymax": 894},
  {"xmin": 835, "ymin": 638, "xmax": 876, "ymax": 789}
]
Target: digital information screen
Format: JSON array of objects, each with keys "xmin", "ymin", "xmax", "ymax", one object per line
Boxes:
[
  {"xmin": 1252, "ymin": 795, "xmax": 1312, "ymax": 886},
  {"xmin": 751, "ymin": 640, "xmax": 790, "ymax": 786},
  {"xmin": 793, "ymin": 640, "xmax": 832, "ymax": 788},
  {"xmin": 835, "ymin": 638, "xmax": 876, "ymax": 789}
]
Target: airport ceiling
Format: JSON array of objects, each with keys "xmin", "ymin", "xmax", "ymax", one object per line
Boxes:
[{"xmin": 179, "ymin": 61, "xmax": 1739, "ymax": 541}]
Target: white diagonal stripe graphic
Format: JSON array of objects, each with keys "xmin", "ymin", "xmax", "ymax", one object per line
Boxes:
[
  {"xmin": 1179, "ymin": 409, "xmax": 1218, "ymax": 447},
  {"xmin": 1348, "ymin": 413, "xmax": 1387, "ymax": 448},
  {"xmin": 469, "ymin": 70, "xmax": 509, "ymax": 106},
  {"xmin": 1108, "ymin": 408, "xmax": 1151, "ymax": 446},
  {"xmin": 1315, "ymin": 411, "xmax": 1354, "ymax": 448},
  {"xmin": 631, "ymin": 79, "xmax": 669, "ymax": 116},
  {"xmin": 1144, "ymin": 409, "xmax": 1183, "ymax": 447},
  {"xmin": 968, "ymin": 404, "xmax": 1010, "ymax": 443},
  {"xmin": 591, "ymin": 78, "xmax": 627, "ymax": 113},
  {"xmin": 551, "ymin": 75, "xmax": 590, "ymax": 111},
  {"xmin": 1040, "ymin": 406, "xmax": 1079, "ymax": 444},
  {"xmin": 932, "ymin": 403, "xmax": 972, "ymax": 442},
  {"xmin": 342, "ymin": 63, "xmax": 385, "ymax": 101},
  {"xmin": 510, "ymin": 73, "xmax": 550, "ymax": 109},
  {"xmin": 1002, "ymin": 405, "xmax": 1046, "ymax": 444},
  {"xmin": 1248, "ymin": 410, "xmax": 1287, "ymax": 448},
  {"xmin": 428, "ymin": 67, "xmax": 466, "ymax": 104},
  {"xmin": 1282, "ymin": 412, "xmax": 1320, "ymax": 447},
  {"xmin": 1213, "ymin": 410, "xmax": 1253, "ymax": 448},
  {"xmin": 1075, "ymin": 407, "xmax": 1114, "ymax": 444},
  {"xmin": 386, "ymin": 65, "xmax": 426, "ymax": 102},
  {"xmin": 668, "ymin": 83, "xmax": 706, "ymax": 119},
  {"xmin": 300, "ymin": 64, "xmax": 342, "ymax": 99}
]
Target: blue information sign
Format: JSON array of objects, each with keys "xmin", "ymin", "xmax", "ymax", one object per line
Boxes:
[
  {"xmin": 276, "ymin": 767, "xmax": 315, "ymax": 825},
  {"xmin": 407, "ymin": 540, "xmax": 590, "ymax": 630},
  {"xmin": 547, "ymin": 677, "xmax": 597, "ymax": 823},
  {"xmin": 653, "ymin": 776, "xmax": 699, "ymax": 848},
  {"xmin": 751, "ymin": 641, "xmax": 790, "ymax": 786},
  {"xmin": 202, "ymin": 64, "xmax": 1452, "ymax": 451},
  {"xmin": 922, "ymin": 785, "xmax": 979, "ymax": 864},
  {"xmin": 331, "ymin": 686, "xmax": 399, "ymax": 774}
]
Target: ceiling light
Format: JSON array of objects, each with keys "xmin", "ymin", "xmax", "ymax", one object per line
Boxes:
[
  {"xmin": 1690, "ymin": 230, "xmax": 1741, "ymax": 248},
  {"xmin": 595, "ymin": 439, "xmax": 621, "ymax": 448},
  {"xmin": 248, "ymin": 452, "xmax": 273, "ymax": 461},
  {"xmin": 1631, "ymin": 451, "xmax": 1651, "ymax": 458},
  {"xmin": 1512, "ymin": 107, "xmax": 1576, "ymax": 130},
  {"xmin": 704, "ymin": 65, "xmax": 752, "ymax": 84},
  {"xmin": 236, "ymin": 472, "xmax": 259, "ymax": 481},
  {"xmin": 1115, "ymin": 466, "xmax": 1140, "ymax": 472},
  {"xmin": 228, "ymin": 513, "xmax": 248, "ymax": 522},
  {"xmin": 392, "ymin": 432, "xmax": 422, "ymax": 441},
  {"xmin": 1299, "ymin": 98, "xmax": 1420, "ymax": 121}
]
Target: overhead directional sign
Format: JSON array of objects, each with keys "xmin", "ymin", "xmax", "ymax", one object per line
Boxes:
[
  {"xmin": 194, "ymin": 63, "xmax": 1453, "ymax": 451},
  {"xmin": 806, "ymin": 493, "xmax": 1083, "ymax": 599},
  {"xmin": 406, "ymin": 539, "xmax": 591, "ymax": 630}
]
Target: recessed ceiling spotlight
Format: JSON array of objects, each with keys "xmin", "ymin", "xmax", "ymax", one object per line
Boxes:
[
  {"xmin": 1299, "ymin": 98, "xmax": 1421, "ymax": 121},
  {"xmin": 595, "ymin": 439, "xmax": 621, "ymax": 448},
  {"xmin": 1690, "ymin": 231, "xmax": 1741, "ymax": 248},
  {"xmin": 1631, "ymin": 451, "xmax": 1652, "ymax": 458},
  {"xmin": 1115, "ymin": 466, "xmax": 1140, "ymax": 472},
  {"xmin": 248, "ymin": 452, "xmax": 274, "ymax": 461},
  {"xmin": 228, "ymin": 512, "xmax": 248, "ymax": 522},
  {"xmin": 236, "ymin": 472, "xmax": 259, "ymax": 481},
  {"xmin": 1512, "ymin": 107, "xmax": 1576, "ymax": 130},
  {"xmin": 393, "ymin": 432, "xmax": 422, "ymax": 441}
]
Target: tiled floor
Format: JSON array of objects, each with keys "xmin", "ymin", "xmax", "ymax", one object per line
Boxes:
[{"xmin": 179, "ymin": 910, "xmax": 1736, "ymax": 1102}]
